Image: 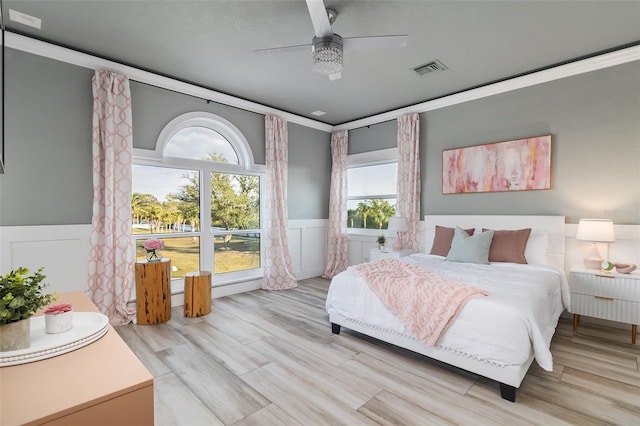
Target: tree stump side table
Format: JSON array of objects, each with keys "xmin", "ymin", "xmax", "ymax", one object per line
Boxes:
[
  {"xmin": 184, "ymin": 271, "xmax": 212, "ymax": 318},
  {"xmin": 135, "ymin": 259, "xmax": 171, "ymax": 324}
]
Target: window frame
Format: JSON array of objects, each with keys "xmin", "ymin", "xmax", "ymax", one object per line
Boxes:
[
  {"xmin": 132, "ymin": 112, "xmax": 265, "ymax": 287},
  {"xmin": 347, "ymin": 148, "xmax": 398, "ymax": 235}
]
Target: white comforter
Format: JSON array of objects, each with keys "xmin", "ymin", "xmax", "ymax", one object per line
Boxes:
[{"xmin": 326, "ymin": 254, "xmax": 570, "ymax": 371}]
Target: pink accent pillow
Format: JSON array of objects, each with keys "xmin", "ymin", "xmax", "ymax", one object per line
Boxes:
[
  {"xmin": 483, "ymin": 228, "xmax": 532, "ymax": 264},
  {"xmin": 430, "ymin": 225, "xmax": 475, "ymax": 256}
]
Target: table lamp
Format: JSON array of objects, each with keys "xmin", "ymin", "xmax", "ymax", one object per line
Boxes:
[
  {"xmin": 575, "ymin": 219, "xmax": 615, "ymax": 269},
  {"xmin": 388, "ymin": 216, "xmax": 408, "ymax": 250}
]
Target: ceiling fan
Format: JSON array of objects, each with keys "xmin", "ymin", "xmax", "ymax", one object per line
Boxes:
[{"xmin": 254, "ymin": 0, "xmax": 408, "ymax": 81}]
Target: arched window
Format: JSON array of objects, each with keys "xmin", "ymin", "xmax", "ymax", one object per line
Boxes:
[
  {"xmin": 132, "ymin": 112, "xmax": 263, "ymax": 287},
  {"xmin": 164, "ymin": 127, "xmax": 240, "ymax": 164}
]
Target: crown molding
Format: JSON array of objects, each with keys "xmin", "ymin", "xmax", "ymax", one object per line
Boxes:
[
  {"xmin": 333, "ymin": 45, "xmax": 640, "ymax": 131},
  {"xmin": 4, "ymin": 32, "xmax": 334, "ymax": 133},
  {"xmin": 5, "ymin": 32, "xmax": 638, "ymax": 134}
]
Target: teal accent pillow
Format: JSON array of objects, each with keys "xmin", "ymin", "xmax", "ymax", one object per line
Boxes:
[{"xmin": 446, "ymin": 227, "xmax": 495, "ymax": 264}]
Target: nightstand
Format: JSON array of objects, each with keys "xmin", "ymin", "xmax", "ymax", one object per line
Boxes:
[
  {"xmin": 370, "ymin": 248, "xmax": 415, "ymax": 261},
  {"xmin": 569, "ymin": 265, "xmax": 640, "ymax": 344}
]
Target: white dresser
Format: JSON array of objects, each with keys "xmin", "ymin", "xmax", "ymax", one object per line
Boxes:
[{"xmin": 569, "ymin": 265, "xmax": 640, "ymax": 344}]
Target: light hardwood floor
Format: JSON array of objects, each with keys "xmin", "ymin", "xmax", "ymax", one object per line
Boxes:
[{"xmin": 117, "ymin": 277, "xmax": 640, "ymax": 426}]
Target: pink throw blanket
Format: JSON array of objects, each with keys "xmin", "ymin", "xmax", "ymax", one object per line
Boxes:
[{"xmin": 351, "ymin": 258, "xmax": 488, "ymax": 346}]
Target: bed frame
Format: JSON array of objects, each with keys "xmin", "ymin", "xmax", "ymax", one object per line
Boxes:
[{"xmin": 330, "ymin": 214, "xmax": 565, "ymax": 402}]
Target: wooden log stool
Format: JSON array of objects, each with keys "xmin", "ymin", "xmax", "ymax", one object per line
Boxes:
[
  {"xmin": 184, "ymin": 271, "xmax": 212, "ymax": 318},
  {"xmin": 135, "ymin": 258, "xmax": 171, "ymax": 325}
]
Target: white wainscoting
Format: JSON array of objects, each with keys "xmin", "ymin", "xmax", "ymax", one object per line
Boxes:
[
  {"xmin": 288, "ymin": 219, "xmax": 328, "ymax": 280},
  {"xmin": 347, "ymin": 235, "xmax": 379, "ymax": 265},
  {"xmin": 0, "ymin": 220, "xmax": 329, "ymax": 305},
  {"xmin": 0, "ymin": 225, "xmax": 92, "ymax": 294},
  {"xmin": 347, "ymin": 222, "xmax": 426, "ymax": 265}
]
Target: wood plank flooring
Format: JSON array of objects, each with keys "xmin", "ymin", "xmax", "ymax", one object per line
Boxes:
[{"xmin": 116, "ymin": 277, "xmax": 640, "ymax": 426}]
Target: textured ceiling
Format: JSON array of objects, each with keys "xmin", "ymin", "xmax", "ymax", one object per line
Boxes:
[{"xmin": 3, "ymin": 0, "xmax": 640, "ymax": 125}]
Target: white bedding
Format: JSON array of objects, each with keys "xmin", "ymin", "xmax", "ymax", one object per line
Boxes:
[{"xmin": 326, "ymin": 254, "xmax": 570, "ymax": 371}]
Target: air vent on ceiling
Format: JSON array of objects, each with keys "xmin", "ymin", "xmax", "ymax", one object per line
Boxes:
[{"xmin": 412, "ymin": 60, "xmax": 448, "ymax": 76}]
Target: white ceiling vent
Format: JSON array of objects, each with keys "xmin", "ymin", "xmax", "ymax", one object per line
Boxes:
[{"xmin": 412, "ymin": 60, "xmax": 448, "ymax": 76}]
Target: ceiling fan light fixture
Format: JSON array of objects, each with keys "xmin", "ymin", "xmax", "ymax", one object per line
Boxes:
[{"xmin": 311, "ymin": 35, "xmax": 343, "ymax": 76}]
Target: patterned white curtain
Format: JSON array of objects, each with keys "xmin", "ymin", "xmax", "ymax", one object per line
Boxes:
[
  {"xmin": 396, "ymin": 113, "xmax": 421, "ymax": 252},
  {"xmin": 262, "ymin": 115, "xmax": 297, "ymax": 290},
  {"xmin": 323, "ymin": 130, "xmax": 349, "ymax": 278},
  {"xmin": 87, "ymin": 70, "xmax": 136, "ymax": 325}
]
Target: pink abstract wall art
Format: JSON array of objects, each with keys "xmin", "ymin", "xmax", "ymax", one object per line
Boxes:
[{"xmin": 442, "ymin": 135, "xmax": 551, "ymax": 194}]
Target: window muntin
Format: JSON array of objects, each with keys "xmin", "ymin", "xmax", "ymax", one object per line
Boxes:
[
  {"xmin": 347, "ymin": 162, "xmax": 397, "ymax": 230},
  {"xmin": 164, "ymin": 127, "xmax": 239, "ymax": 164}
]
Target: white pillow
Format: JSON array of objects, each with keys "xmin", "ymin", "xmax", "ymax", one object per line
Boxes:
[{"xmin": 524, "ymin": 231, "xmax": 549, "ymax": 264}]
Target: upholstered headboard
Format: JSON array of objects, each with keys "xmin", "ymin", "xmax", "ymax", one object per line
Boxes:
[{"xmin": 424, "ymin": 215, "xmax": 565, "ymax": 271}]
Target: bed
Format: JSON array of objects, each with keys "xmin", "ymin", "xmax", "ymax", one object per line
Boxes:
[{"xmin": 326, "ymin": 215, "xmax": 569, "ymax": 402}]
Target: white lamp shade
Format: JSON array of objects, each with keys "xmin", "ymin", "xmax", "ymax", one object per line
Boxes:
[
  {"xmin": 388, "ymin": 217, "xmax": 408, "ymax": 233},
  {"xmin": 576, "ymin": 219, "xmax": 615, "ymax": 243}
]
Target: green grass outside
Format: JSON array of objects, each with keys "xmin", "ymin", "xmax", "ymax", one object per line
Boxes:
[{"xmin": 134, "ymin": 231, "xmax": 260, "ymax": 278}]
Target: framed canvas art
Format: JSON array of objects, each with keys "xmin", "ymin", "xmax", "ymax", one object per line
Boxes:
[{"xmin": 442, "ymin": 135, "xmax": 551, "ymax": 194}]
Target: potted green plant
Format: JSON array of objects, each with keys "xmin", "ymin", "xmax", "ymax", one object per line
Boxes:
[
  {"xmin": 377, "ymin": 235, "xmax": 386, "ymax": 249},
  {"xmin": 0, "ymin": 267, "xmax": 57, "ymax": 351}
]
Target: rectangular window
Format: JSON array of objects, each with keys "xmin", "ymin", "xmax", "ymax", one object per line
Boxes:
[
  {"xmin": 132, "ymin": 165, "xmax": 200, "ymax": 235},
  {"xmin": 213, "ymin": 232, "xmax": 260, "ymax": 274},
  {"xmin": 347, "ymin": 162, "xmax": 397, "ymax": 230},
  {"xmin": 210, "ymin": 172, "xmax": 261, "ymax": 274},
  {"xmin": 132, "ymin": 165, "xmax": 201, "ymax": 280}
]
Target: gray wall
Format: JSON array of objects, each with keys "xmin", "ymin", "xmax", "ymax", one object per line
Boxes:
[
  {"xmin": 0, "ymin": 48, "xmax": 94, "ymax": 225},
  {"xmin": 0, "ymin": 49, "xmax": 331, "ymax": 225},
  {"xmin": 348, "ymin": 121, "xmax": 397, "ymax": 154},
  {"xmin": 424, "ymin": 61, "xmax": 640, "ymax": 225},
  {"xmin": 288, "ymin": 123, "xmax": 331, "ymax": 219},
  {"xmin": 347, "ymin": 62, "xmax": 640, "ymax": 225}
]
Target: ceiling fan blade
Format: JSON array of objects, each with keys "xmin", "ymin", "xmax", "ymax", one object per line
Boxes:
[
  {"xmin": 306, "ymin": 0, "xmax": 333, "ymax": 38},
  {"xmin": 253, "ymin": 43, "xmax": 311, "ymax": 54},
  {"xmin": 343, "ymin": 35, "xmax": 409, "ymax": 52}
]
